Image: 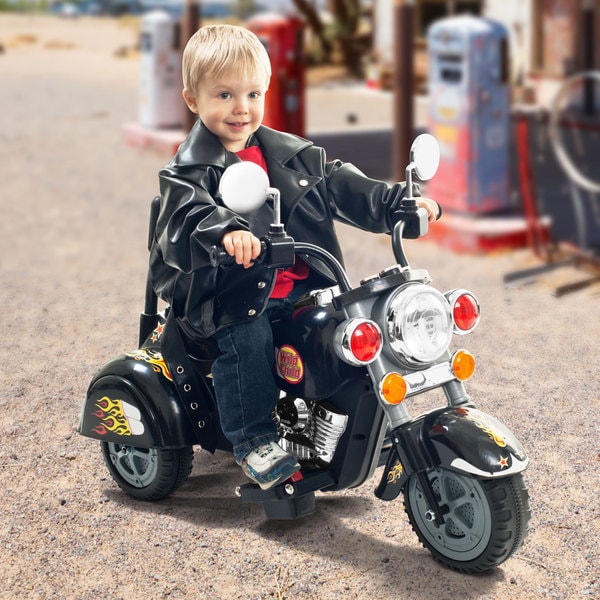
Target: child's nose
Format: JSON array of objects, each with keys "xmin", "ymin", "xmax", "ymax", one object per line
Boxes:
[{"xmin": 233, "ymin": 98, "xmax": 248, "ymax": 114}]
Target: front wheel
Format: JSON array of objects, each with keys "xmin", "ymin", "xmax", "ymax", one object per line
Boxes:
[
  {"xmin": 404, "ymin": 468, "xmax": 530, "ymax": 573},
  {"xmin": 101, "ymin": 442, "xmax": 194, "ymax": 501}
]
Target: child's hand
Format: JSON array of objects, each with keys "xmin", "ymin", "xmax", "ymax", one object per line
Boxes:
[
  {"xmin": 221, "ymin": 230, "xmax": 262, "ymax": 268},
  {"xmin": 417, "ymin": 197, "xmax": 442, "ymax": 223}
]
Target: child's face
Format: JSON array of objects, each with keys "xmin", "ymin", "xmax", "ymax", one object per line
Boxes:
[{"xmin": 183, "ymin": 72, "xmax": 267, "ymax": 153}]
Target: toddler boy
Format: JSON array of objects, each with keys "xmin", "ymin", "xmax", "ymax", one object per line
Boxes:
[{"xmin": 150, "ymin": 24, "xmax": 440, "ymax": 490}]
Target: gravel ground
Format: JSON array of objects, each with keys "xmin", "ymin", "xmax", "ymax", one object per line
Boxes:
[{"xmin": 1, "ymin": 14, "xmax": 599, "ymax": 600}]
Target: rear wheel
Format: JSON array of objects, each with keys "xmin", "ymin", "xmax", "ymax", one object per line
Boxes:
[
  {"xmin": 404, "ymin": 468, "xmax": 530, "ymax": 573},
  {"xmin": 101, "ymin": 442, "xmax": 194, "ymax": 501}
]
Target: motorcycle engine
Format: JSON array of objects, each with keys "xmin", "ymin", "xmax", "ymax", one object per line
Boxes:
[{"xmin": 275, "ymin": 396, "xmax": 348, "ymax": 465}]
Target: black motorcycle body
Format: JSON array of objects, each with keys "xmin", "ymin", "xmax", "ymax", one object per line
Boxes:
[{"xmin": 78, "ymin": 136, "xmax": 531, "ymax": 573}]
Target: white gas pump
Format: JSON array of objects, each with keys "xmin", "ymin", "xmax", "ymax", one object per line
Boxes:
[{"xmin": 139, "ymin": 10, "xmax": 182, "ymax": 129}]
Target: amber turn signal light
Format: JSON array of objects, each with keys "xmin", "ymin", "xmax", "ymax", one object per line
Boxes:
[
  {"xmin": 452, "ymin": 350, "xmax": 476, "ymax": 381},
  {"xmin": 380, "ymin": 372, "xmax": 407, "ymax": 405}
]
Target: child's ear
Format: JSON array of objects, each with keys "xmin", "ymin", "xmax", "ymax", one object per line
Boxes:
[{"xmin": 182, "ymin": 89, "xmax": 198, "ymax": 114}]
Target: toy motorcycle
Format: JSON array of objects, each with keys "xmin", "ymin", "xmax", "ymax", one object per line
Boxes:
[{"xmin": 78, "ymin": 135, "xmax": 531, "ymax": 573}]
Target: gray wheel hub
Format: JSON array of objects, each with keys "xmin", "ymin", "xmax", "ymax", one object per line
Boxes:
[
  {"xmin": 408, "ymin": 468, "xmax": 492, "ymax": 561},
  {"xmin": 106, "ymin": 443, "xmax": 159, "ymax": 488}
]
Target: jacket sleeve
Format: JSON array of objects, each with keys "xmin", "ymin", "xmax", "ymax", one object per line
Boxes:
[
  {"xmin": 155, "ymin": 165, "xmax": 250, "ymax": 274},
  {"xmin": 320, "ymin": 157, "xmax": 411, "ymax": 234}
]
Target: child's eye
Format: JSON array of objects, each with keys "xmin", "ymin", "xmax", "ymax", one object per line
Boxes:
[
  {"xmin": 218, "ymin": 92, "xmax": 232, "ymax": 100},
  {"xmin": 249, "ymin": 91, "xmax": 261, "ymax": 99}
]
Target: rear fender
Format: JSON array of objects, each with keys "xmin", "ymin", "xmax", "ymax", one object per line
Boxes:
[{"xmin": 78, "ymin": 350, "xmax": 196, "ymax": 449}]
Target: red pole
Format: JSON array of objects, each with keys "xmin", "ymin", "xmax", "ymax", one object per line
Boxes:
[{"xmin": 515, "ymin": 110, "xmax": 550, "ymax": 260}]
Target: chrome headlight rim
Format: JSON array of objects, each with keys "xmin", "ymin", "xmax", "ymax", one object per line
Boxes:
[{"xmin": 385, "ymin": 283, "xmax": 453, "ymax": 366}]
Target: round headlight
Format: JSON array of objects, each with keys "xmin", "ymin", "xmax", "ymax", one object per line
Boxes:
[{"xmin": 386, "ymin": 284, "xmax": 453, "ymax": 364}]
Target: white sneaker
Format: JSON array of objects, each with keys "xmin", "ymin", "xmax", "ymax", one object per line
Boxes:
[{"xmin": 240, "ymin": 441, "xmax": 300, "ymax": 490}]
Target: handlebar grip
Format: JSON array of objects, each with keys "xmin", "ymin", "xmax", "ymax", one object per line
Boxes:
[
  {"xmin": 209, "ymin": 241, "xmax": 268, "ymax": 268},
  {"xmin": 209, "ymin": 245, "xmax": 236, "ymax": 268}
]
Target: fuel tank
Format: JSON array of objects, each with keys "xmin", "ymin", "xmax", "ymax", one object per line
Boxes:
[{"xmin": 271, "ymin": 302, "xmax": 365, "ymax": 399}]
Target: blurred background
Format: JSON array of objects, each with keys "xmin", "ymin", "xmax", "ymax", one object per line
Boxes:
[
  {"xmin": 2, "ymin": 0, "xmax": 600, "ymax": 285},
  {"xmin": 5, "ymin": 0, "xmax": 597, "ymax": 99}
]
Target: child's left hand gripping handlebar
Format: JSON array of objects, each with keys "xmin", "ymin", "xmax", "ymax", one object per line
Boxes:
[{"xmin": 209, "ymin": 233, "xmax": 295, "ymax": 269}]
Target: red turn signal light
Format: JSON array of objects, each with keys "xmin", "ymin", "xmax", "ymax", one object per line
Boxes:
[
  {"xmin": 335, "ymin": 319, "xmax": 382, "ymax": 366},
  {"xmin": 350, "ymin": 321, "xmax": 381, "ymax": 363},
  {"xmin": 445, "ymin": 289, "xmax": 480, "ymax": 334}
]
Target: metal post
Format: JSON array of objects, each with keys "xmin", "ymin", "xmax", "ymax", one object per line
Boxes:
[
  {"xmin": 181, "ymin": 0, "xmax": 200, "ymax": 132},
  {"xmin": 582, "ymin": 0, "xmax": 596, "ymax": 116},
  {"xmin": 393, "ymin": 0, "xmax": 415, "ymax": 182}
]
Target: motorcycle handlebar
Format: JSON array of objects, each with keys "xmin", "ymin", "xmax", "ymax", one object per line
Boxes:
[
  {"xmin": 209, "ymin": 212, "xmax": 426, "ymax": 289},
  {"xmin": 209, "ymin": 239, "xmax": 353, "ymax": 293}
]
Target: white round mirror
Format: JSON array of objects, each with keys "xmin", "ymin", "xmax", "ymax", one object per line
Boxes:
[
  {"xmin": 410, "ymin": 133, "xmax": 440, "ymax": 181},
  {"xmin": 218, "ymin": 161, "xmax": 269, "ymax": 213}
]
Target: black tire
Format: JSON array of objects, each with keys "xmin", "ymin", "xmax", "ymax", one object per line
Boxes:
[
  {"xmin": 101, "ymin": 442, "xmax": 194, "ymax": 501},
  {"xmin": 404, "ymin": 468, "xmax": 530, "ymax": 573}
]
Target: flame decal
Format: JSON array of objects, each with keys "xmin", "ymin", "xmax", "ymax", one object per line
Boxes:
[
  {"xmin": 126, "ymin": 349, "xmax": 172, "ymax": 381},
  {"xmin": 387, "ymin": 461, "xmax": 403, "ymax": 484},
  {"xmin": 457, "ymin": 408, "xmax": 507, "ymax": 448},
  {"xmin": 92, "ymin": 396, "xmax": 144, "ymax": 437}
]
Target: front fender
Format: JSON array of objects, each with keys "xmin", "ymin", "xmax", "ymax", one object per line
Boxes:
[
  {"xmin": 424, "ymin": 406, "xmax": 529, "ymax": 477},
  {"xmin": 376, "ymin": 405, "xmax": 529, "ymax": 501},
  {"xmin": 78, "ymin": 350, "xmax": 196, "ymax": 449}
]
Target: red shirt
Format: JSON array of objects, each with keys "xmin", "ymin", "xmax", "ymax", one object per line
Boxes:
[
  {"xmin": 235, "ymin": 145, "xmax": 268, "ymax": 172},
  {"xmin": 235, "ymin": 145, "xmax": 309, "ymax": 298}
]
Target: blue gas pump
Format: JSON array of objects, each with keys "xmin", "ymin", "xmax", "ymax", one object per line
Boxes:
[{"xmin": 427, "ymin": 15, "xmax": 510, "ymax": 215}]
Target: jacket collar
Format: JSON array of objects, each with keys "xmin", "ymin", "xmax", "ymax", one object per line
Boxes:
[
  {"xmin": 254, "ymin": 126, "xmax": 314, "ymax": 164},
  {"xmin": 172, "ymin": 120, "xmax": 230, "ymax": 169},
  {"xmin": 171, "ymin": 120, "xmax": 313, "ymax": 169}
]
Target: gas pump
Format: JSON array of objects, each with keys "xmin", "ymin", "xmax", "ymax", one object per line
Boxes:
[
  {"xmin": 426, "ymin": 15, "xmax": 510, "ymax": 214},
  {"xmin": 246, "ymin": 14, "xmax": 305, "ymax": 137},
  {"xmin": 139, "ymin": 10, "xmax": 183, "ymax": 130}
]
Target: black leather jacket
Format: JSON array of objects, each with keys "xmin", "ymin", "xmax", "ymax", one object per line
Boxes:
[{"xmin": 149, "ymin": 120, "xmax": 412, "ymax": 339}]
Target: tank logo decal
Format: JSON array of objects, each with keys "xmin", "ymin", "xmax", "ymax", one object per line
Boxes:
[
  {"xmin": 457, "ymin": 408, "xmax": 506, "ymax": 448},
  {"xmin": 126, "ymin": 349, "xmax": 172, "ymax": 381},
  {"xmin": 275, "ymin": 345, "xmax": 304, "ymax": 384},
  {"xmin": 92, "ymin": 396, "xmax": 144, "ymax": 437}
]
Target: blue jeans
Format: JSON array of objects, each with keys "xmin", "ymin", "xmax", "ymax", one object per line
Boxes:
[{"xmin": 211, "ymin": 292, "xmax": 304, "ymax": 464}]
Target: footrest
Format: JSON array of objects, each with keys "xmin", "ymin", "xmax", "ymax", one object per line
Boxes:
[{"xmin": 236, "ymin": 469, "xmax": 336, "ymax": 520}]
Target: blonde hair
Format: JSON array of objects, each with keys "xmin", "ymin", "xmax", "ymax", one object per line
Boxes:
[{"xmin": 182, "ymin": 24, "xmax": 271, "ymax": 95}]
